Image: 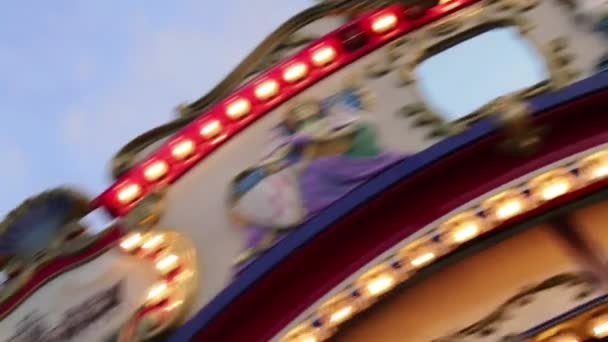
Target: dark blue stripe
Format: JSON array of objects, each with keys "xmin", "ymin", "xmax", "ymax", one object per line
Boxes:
[
  {"xmin": 520, "ymin": 295, "xmax": 608, "ymax": 338},
  {"xmin": 169, "ymin": 72, "xmax": 608, "ymax": 341}
]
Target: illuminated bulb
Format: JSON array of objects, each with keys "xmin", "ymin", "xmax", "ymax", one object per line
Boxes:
[
  {"xmin": 589, "ymin": 314, "xmax": 608, "ymax": 338},
  {"xmin": 117, "ymin": 184, "xmax": 142, "ymax": 204},
  {"xmin": 226, "ymin": 98, "xmax": 251, "ymax": 119},
  {"xmin": 495, "ymin": 199, "xmax": 523, "ymax": 220},
  {"xmin": 147, "ymin": 282, "xmax": 168, "ymax": 301},
  {"xmin": 120, "ymin": 233, "xmax": 142, "ymax": 251},
  {"xmin": 144, "ymin": 161, "xmax": 169, "ymax": 182},
  {"xmin": 156, "ymin": 254, "xmax": 179, "ymax": 272},
  {"xmin": 142, "ymin": 234, "xmax": 164, "ymax": 251},
  {"xmin": 580, "ymin": 152, "xmax": 608, "ymax": 180},
  {"xmin": 200, "ymin": 120, "xmax": 222, "ymax": 139},
  {"xmin": 366, "ymin": 274, "xmax": 394, "ymax": 295},
  {"xmin": 255, "ymin": 80, "xmax": 279, "ymax": 100},
  {"xmin": 371, "ymin": 14, "xmax": 398, "ymax": 34},
  {"xmin": 450, "ymin": 222, "xmax": 479, "ymax": 243},
  {"xmin": 171, "ymin": 140, "xmax": 195, "ymax": 160},
  {"xmin": 295, "ymin": 336, "xmax": 317, "ymax": 342},
  {"xmin": 540, "ymin": 180, "xmax": 570, "ymax": 201},
  {"xmin": 591, "ymin": 164, "xmax": 608, "ymax": 179},
  {"xmin": 283, "ymin": 63, "xmax": 308, "ymax": 83},
  {"xmin": 311, "ymin": 46, "xmax": 336, "ymax": 66},
  {"xmin": 410, "ymin": 252, "xmax": 435, "ymax": 268},
  {"xmin": 329, "ymin": 305, "xmax": 353, "ymax": 324}
]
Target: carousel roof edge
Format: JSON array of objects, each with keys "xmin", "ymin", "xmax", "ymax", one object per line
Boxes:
[
  {"xmin": 109, "ymin": 0, "xmax": 440, "ymax": 179},
  {"xmin": 168, "ymin": 72, "xmax": 608, "ymax": 341}
]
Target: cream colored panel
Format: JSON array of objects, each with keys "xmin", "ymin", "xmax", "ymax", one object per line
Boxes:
[
  {"xmin": 0, "ymin": 250, "xmax": 158, "ymax": 342},
  {"xmin": 333, "ymin": 226, "xmax": 603, "ymax": 342}
]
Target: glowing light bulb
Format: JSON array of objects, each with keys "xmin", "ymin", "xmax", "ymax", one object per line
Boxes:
[
  {"xmin": 283, "ymin": 63, "xmax": 308, "ymax": 83},
  {"xmin": 589, "ymin": 314, "xmax": 608, "ymax": 338},
  {"xmin": 144, "ymin": 161, "xmax": 169, "ymax": 182},
  {"xmin": 156, "ymin": 254, "xmax": 179, "ymax": 273},
  {"xmin": 540, "ymin": 180, "xmax": 570, "ymax": 200},
  {"xmin": 117, "ymin": 184, "xmax": 142, "ymax": 204},
  {"xmin": 311, "ymin": 46, "xmax": 336, "ymax": 66},
  {"xmin": 147, "ymin": 282, "xmax": 168, "ymax": 301},
  {"xmin": 171, "ymin": 140, "xmax": 195, "ymax": 160},
  {"xmin": 120, "ymin": 233, "xmax": 143, "ymax": 251},
  {"xmin": 450, "ymin": 222, "xmax": 479, "ymax": 243},
  {"xmin": 495, "ymin": 199, "xmax": 523, "ymax": 220},
  {"xmin": 329, "ymin": 305, "xmax": 353, "ymax": 324},
  {"xmin": 200, "ymin": 120, "xmax": 222, "ymax": 139},
  {"xmin": 226, "ymin": 98, "xmax": 251, "ymax": 119},
  {"xmin": 366, "ymin": 274, "xmax": 394, "ymax": 295},
  {"xmin": 371, "ymin": 14, "xmax": 398, "ymax": 33},
  {"xmin": 255, "ymin": 80, "xmax": 279, "ymax": 100},
  {"xmin": 142, "ymin": 234, "xmax": 164, "ymax": 251},
  {"xmin": 410, "ymin": 252, "xmax": 435, "ymax": 268}
]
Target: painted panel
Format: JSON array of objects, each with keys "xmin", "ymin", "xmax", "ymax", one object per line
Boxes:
[
  {"xmin": 123, "ymin": 0, "xmax": 608, "ymax": 321},
  {"xmin": 0, "ymin": 250, "xmax": 157, "ymax": 342}
]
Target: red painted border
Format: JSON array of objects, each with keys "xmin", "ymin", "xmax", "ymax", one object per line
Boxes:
[
  {"xmin": 192, "ymin": 89, "xmax": 608, "ymax": 341},
  {"xmin": 0, "ymin": 227, "xmax": 123, "ymax": 318}
]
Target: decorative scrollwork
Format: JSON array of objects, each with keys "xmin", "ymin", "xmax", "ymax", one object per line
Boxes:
[
  {"xmin": 433, "ymin": 271, "xmax": 599, "ymax": 342},
  {"xmin": 0, "ymin": 188, "xmax": 119, "ymax": 316}
]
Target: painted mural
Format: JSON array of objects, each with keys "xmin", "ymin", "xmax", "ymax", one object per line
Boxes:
[{"xmin": 228, "ymin": 86, "xmax": 406, "ymax": 273}]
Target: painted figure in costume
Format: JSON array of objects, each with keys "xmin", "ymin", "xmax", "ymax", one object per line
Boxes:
[{"xmin": 228, "ymin": 86, "xmax": 405, "ymax": 274}]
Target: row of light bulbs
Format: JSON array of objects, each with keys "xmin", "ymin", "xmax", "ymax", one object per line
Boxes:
[
  {"xmin": 99, "ymin": 0, "xmax": 473, "ymax": 214},
  {"xmin": 118, "ymin": 231, "xmax": 191, "ymax": 312},
  {"xmin": 539, "ymin": 311, "xmax": 608, "ymax": 341},
  {"xmin": 111, "ymin": 10, "xmax": 400, "ymax": 208},
  {"xmin": 280, "ymin": 149, "xmax": 608, "ymax": 342}
]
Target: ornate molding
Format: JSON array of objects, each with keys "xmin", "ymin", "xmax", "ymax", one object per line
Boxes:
[
  {"xmin": 434, "ymin": 272, "xmax": 599, "ymax": 342},
  {"xmin": 381, "ymin": 0, "xmax": 576, "ymax": 139},
  {"xmin": 109, "ymin": 0, "xmax": 441, "ymax": 179}
]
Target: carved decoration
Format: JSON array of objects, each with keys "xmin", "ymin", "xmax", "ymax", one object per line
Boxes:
[
  {"xmin": 433, "ymin": 271, "xmax": 599, "ymax": 342},
  {"xmin": 0, "ymin": 189, "xmax": 98, "ymax": 304}
]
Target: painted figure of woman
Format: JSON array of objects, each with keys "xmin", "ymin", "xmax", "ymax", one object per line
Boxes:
[{"xmin": 228, "ymin": 87, "xmax": 405, "ymax": 275}]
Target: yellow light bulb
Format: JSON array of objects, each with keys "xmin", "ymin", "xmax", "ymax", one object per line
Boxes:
[
  {"xmin": 283, "ymin": 63, "xmax": 308, "ymax": 83},
  {"xmin": 144, "ymin": 161, "xmax": 169, "ymax": 182},
  {"xmin": 117, "ymin": 183, "xmax": 141, "ymax": 204},
  {"xmin": 371, "ymin": 14, "xmax": 398, "ymax": 33},
  {"xmin": 311, "ymin": 46, "xmax": 336, "ymax": 66}
]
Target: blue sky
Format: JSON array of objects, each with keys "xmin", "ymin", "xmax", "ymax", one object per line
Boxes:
[
  {"xmin": 0, "ymin": 1, "xmax": 546, "ymax": 217},
  {"xmin": 0, "ymin": 0, "xmax": 312, "ymax": 216}
]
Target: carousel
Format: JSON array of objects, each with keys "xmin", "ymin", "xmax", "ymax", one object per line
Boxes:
[{"xmin": 3, "ymin": 0, "xmax": 608, "ymax": 341}]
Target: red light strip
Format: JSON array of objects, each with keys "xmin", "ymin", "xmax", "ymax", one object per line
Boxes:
[{"xmin": 94, "ymin": 0, "xmax": 480, "ymax": 216}]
